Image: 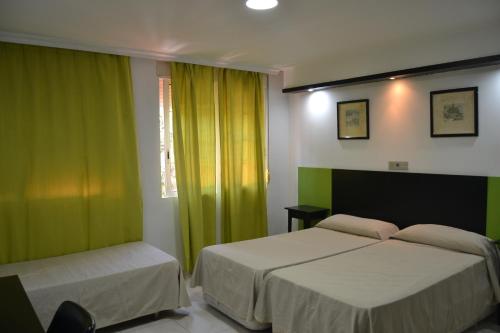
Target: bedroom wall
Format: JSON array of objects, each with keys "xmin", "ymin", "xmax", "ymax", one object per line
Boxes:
[
  {"xmin": 284, "ymin": 19, "xmax": 500, "ymax": 88},
  {"xmin": 267, "ymin": 72, "xmax": 292, "ymax": 235},
  {"xmin": 131, "ymin": 58, "xmax": 291, "ymax": 262},
  {"xmin": 288, "ymin": 65, "xmax": 500, "ymax": 206},
  {"xmin": 130, "ymin": 58, "xmax": 183, "ymax": 261}
]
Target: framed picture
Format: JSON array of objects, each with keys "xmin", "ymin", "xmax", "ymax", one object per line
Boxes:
[
  {"xmin": 430, "ymin": 87, "xmax": 478, "ymax": 137},
  {"xmin": 337, "ymin": 99, "xmax": 369, "ymax": 140}
]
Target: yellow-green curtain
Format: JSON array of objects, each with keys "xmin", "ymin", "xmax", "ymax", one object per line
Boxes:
[
  {"xmin": 0, "ymin": 42, "xmax": 142, "ymax": 264},
  {"xmin": 171, "ymin": 62, "xmax": 216, "ymax": 272},
  {"xmin": 218, "ymin": 68, "xmax": 268, "ymax": 243}
]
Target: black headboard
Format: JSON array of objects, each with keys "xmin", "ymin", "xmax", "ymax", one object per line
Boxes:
[{"xmin": 331, "ymin": 169, "xmax": 487, "ymax": 235}]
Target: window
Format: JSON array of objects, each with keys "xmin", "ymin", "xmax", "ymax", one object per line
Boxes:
[{"xmin": 159, "ymin": 78, "xmax": 177, "ymax": 198}]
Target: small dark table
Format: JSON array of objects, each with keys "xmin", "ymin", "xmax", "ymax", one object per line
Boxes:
[
  {"xmin": 285, "ymin": 205, "xmax": 330, "ymax": 232},
  {"xmin": 0, "ymin": 275, "xmax": 45, "ymax": 333}
]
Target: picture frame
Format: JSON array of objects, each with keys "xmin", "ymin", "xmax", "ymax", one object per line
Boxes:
[
  {"xmin": 337, "ymin": 99, "xmax": 369, "ymax": 140},
  {"xmin": 430, "ymin": 87, "xmax": 478, "ymax": 137}
]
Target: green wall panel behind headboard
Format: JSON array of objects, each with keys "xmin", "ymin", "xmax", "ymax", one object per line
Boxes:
[
  {"xmin": 298, "ymin": 167, "xmax": 332, "ymax": 213},
  {"xmin": 487, "ymin": 177, "xmax": 500, "ymax": 239},
  {"xmin": 297, "ymin": 167, "xmax": 332, "ymax": 229},
  {"xmin": 298, "ymin": 167, "xmax": 499, "ymax": 238}
]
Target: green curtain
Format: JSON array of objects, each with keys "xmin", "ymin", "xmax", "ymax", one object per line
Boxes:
[
  {"xmin": 171, "ymin": 62, "xmax": 216, "ymax": 272},
  {"xmin": 0, "ymin": 42, "xmax": 142, "ymax": 264},
  {"xmin": 218, "ymin": 68, "xmax": 268, "ymax": 243}
]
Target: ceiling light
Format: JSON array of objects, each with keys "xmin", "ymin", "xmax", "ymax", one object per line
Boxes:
[
  {"xmin": 246, "ymin": 0, "xmax": 278, "ymax": 10},
  {"xmin": 308, "ymin": 88, "xmax": 314, "ymax": 92},
  {"xmin": 389, "ymin": 77, "xmax": 396, "ymax": 80}
]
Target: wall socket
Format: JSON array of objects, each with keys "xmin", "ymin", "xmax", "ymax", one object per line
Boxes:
[{"xmin": 389, "ymin": 161, "xmax": 409, "ymax": 171}]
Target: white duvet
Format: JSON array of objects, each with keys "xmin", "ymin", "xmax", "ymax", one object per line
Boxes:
[
  {"xmin": 255, "ymin": 239, "xmax": 496, "ymax": 333},
  {"xmin": 0, "ymin": 242, "xmax": 190, "ymax": 328}
]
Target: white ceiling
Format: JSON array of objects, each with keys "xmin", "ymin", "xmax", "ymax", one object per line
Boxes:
[{"xmin": 1, "ymin": 0, "xmax": 500, "ymax": 84}]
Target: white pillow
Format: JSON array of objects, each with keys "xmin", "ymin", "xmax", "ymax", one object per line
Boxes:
[
  {"xmin": 316, "ymin": 214, "xmax": 399, "ymax": 240},
  {"xmin": 392, "ymin": 224, "xmax": 500, "ymax": 303},
  {"xmin": 391, "ymin": 224, "xmax": 491, "ymax": 257}
]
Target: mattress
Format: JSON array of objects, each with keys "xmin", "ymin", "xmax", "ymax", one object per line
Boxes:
[
  {"xmin": 254, "ymin": 239, "xmax": 495, "ymax": 333},
  {"xmin": 0, "ymin": 241, "xmax": 191, "ymax": 329},
  {"xmin": 191, "ymin": 227, "xmax": 380, "ymax": 329}
]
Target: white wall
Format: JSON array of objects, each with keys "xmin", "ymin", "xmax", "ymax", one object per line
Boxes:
[
  {"xmin": 130, "ymin": 57, "xmax": 183, "ymax": 261},
  {"xmin": 284, "ymin": 20, "xmax": 500, "ymax": 88},
  {"xmin": 288, "ymin": 65, "xmax": 500, "ymax": 202},
  {"xmin": 267, "ymin": 72, "xmax": 292, "ymax": 235}
]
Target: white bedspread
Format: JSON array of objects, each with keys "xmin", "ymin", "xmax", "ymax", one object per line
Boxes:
[
  {"xmin": 0, "ymin": 242, "xmax": 190, "ymax": 329},
  {"xmin": 255, "ymin": 240, "xmax": 495, "ymax": 333},
  {"xmin": 191, "ymin": 228, "xmax": 379, "ymax": 328}
]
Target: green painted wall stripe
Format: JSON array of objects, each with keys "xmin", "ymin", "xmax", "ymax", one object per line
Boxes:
[
  {"xmin": 298, "ymin": 167, "xmax": 332, "ymax": 211},
  {"xmin": 298, "ymin": 167, "xmax": 332, "ymax": 228},
  {"xmin": 487, "ymin": 177, "xmax": 500, "ymax": 239}
]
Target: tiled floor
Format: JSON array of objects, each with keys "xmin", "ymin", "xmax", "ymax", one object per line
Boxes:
[
  {"xmin": 98, "ymin": 284, "xmax": 269, "ymax": 333},
  {"xmin": 98, "ymin": 281, "xmax": 500, "ymax": 333}
]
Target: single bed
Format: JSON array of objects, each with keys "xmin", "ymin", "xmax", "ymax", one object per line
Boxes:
[
  {"xmin": 191, "ymin": 215, "xmax": 399, "ymax": 330},
  {"xmin": 254, "ymin": 234, "xmax": 498, "ymax": 333},
  {"xmin": 0, "ymin": 241, "xmax": 191, "ymax": 329}
]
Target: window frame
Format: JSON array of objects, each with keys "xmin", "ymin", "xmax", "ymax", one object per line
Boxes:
[{"xmin": 160, "ymin": 77, "xmax": 177, "ymax": 198}]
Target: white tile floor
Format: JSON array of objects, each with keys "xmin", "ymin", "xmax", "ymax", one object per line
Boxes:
[
  {"xmin": 98, "ymin": 281, "xmax": 500, "ymax": 333},
  {"xmin": 98, "ymin": 284, "xmax": 269, "ymax": 333}
]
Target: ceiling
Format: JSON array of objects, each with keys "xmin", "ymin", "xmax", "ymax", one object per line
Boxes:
[{"xmin": 1, "ymin": 0, "xmax": 500, "ymax": 85}]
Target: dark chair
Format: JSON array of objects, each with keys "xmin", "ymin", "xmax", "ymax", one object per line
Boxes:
[{"xmin": 47, "ymin": 301, "xmax": 96, "ymax": 333}]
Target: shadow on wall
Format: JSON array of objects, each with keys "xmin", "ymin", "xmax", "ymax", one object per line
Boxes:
[
  {"xmin": 170, "ymin": 196, "xmax": 185, "ymax": 268},
  {"xmin": 339, "ymin": 140, "xmax": 369, "ymax": 150}
]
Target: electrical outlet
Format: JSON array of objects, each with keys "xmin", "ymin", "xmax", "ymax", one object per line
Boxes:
[{"xmin": 389, "ymin": 161, "xmax": 409, "ymax": 171}]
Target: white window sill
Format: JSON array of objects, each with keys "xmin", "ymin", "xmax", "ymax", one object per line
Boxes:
[{"xmin": 162, "ymin": 191, "xmax": 178, "ymax": 199}]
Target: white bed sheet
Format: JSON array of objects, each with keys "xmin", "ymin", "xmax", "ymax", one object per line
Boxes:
[
  {"xmin": 255, "ymin": 239, "xmax": 495, "ymax": 333},
  {"xmin": 191, "ymin": 227, "xmax": 380, "ymax": 329},
  {"xmin": 0, "ymin": 242, "xmax": 190, "ymax": 329}
]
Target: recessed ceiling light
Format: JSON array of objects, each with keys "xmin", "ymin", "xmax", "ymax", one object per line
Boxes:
[
  {"xmin": 389, "ymin": 77, "xmax": 396, "ymax": 80},
  {"xmin": 308, "ymin": 88, "xmax": 314, "ymax": 92},
  {"xmin": 246, "ymin": 0, "xmax": 278, "ymax": 10}
]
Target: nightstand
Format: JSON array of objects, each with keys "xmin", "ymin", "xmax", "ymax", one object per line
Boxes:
[{"xmin": 285, "ymin": 205, "xmax": 330, "ymax": 232}]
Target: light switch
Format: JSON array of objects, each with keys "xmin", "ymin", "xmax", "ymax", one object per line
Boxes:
[{"xmin": 389, "ymin": 161, "xmax": 409, "ymax": 171}]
